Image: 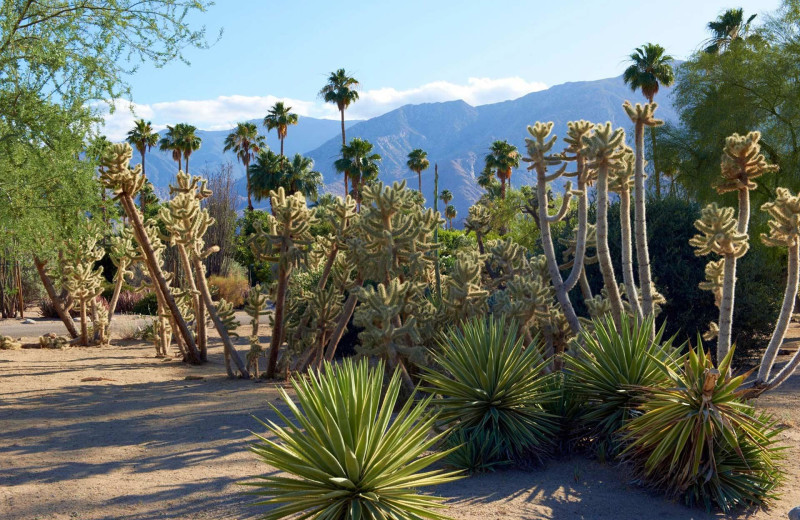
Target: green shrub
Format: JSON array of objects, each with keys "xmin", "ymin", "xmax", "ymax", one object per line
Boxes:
[
  {"xmin": 246, "ymin": 358, "xmax": 460, "ymax": 519},
  {"xmin": 622, "ymin": 345, "xmax": 785, "ymax": 512},
  {"xmin": 422, "ymin": 317, "xmax": 558, "ymax": 470},
  {"xmin": 566, "ymin": 314, "xmax": 681, "ymax": 458},
  {"xmin": 132, "ymin": 292, "xmax": 158, "ymax": 315},
  {"xmin": 208, "ymin": 274, "xmax": 249, "ymax": 308}
]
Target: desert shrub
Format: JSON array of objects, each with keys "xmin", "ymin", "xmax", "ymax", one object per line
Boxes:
[
  {"xmin": 132, "ymin": 292, "xmax": 158, "ymax": 315},
  {"xmin": 622, "ymin": 345, "xmax": 785, "ymax": 512},
  {"xmin": 233, "ymin": 209, "xmax": 273, "ymax": 284},
  {"xmin": 422, "ymin": 317, "xmax": 558, "ymax": 471},
  {"xmin": 566, "ymin": 315, "xmax": 681, "ymax": 458},
  {"xmin": 208, "ymin": 274, "xmax": 249, "ymax": 308},
  {"xmin": 220, "ymin": 256, "xmax": 248, "ymax": 279},
  {"xmin": 114, "ymin": 290, "xmax": 144, "ymax": 314},
  {"xmin": 246, "ymin": 358, "xmax": 460, "ymax": 519},
  {"xmin": 38, "ymin": 297, "xmax": 60, "ymax": 319},
  {"xmin": 437, "ymin": 228, "xmax": 477, "ymax": 273}
]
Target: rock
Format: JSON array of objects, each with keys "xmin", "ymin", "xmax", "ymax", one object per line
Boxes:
[
  {"xmin": 22, "ymin": 318, "xmax": 35, "ymax": 324},
  {"xmin": 789, "ymin": 506, "xmax": 800, "ymax": 520}
]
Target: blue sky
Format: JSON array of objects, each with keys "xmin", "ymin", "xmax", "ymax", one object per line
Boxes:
[{"xmin": 102, "ymin": 0, "xmax": 779, "ymax": 139}]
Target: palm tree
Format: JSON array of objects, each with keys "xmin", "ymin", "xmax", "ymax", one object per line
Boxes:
[
  {"xmin": 158, "ymin": 125, "xmax": 183, "ymax": 172},
  {"xmin": 263, "ymin": 101, "xmax": 299, "ymax": 156},
  {"xmin": 224, "ymin": 122, "xmax": 265, "ymax": 211},
  {"xmin": 334, "ymin": 138, "xmax": 381, "ymax": 203},
  {"xmin": 320, "ymin": 69, "xmax": 360, "ymax": 193},
  {"xmin": 439, "ymin": 189, "xmax": 453, "ymax": 208},
  {"xmin": 623, "ymin": 43, "xmax": 674, "ymax": 198},
  {"xmin": 250, "ymin": 149, "xmax": 289, "ymax": 202},
  {"xmin": 174, "ymin": 123, "xmax": 201, "ymax": 173},
  {"xmin": 126, "ymin": 119, "xmax": 160, "ymax": 212},
  {"xmin": 484, "ymin": 140, "xmax": 520, "ymax": 200},
  {"xmin": 445, "ymin": 204, "xmax": 456, "ymax": 230},
  {"xmin": 406, "ymin": 148, "xmax": 429, "ymax": 194},
  {"xmin": 704, "ymin": 8, "xmax": 757, "ymax": 54},
  {"xmin": 284, "ymin": 154, "xmax": 322, "ymax": 200}
]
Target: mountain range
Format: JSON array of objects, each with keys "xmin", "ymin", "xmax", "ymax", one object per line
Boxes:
[{"xmin": 135, "ymin": 73, "xmax": 678, "ymax": 223}]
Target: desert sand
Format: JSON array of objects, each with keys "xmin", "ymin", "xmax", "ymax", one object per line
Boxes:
[{"xmin": 1, "ymin": 313, "xmax": 798, "ymax": 520}]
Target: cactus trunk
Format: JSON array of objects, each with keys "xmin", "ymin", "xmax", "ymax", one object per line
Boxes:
[
  {"xmin": 596, "ymin": 164, "xmax": 625, "ymax": 326},
  {"xmin": 33, "ymin": 255, "xmax": 78, "ymax": 339},
  {"xmin": 620, "ymin": 189, "xmax": 643, "ymax": 320},
  {"xmin": 633, "ymin": 120, "xmax": 655, "ymax": 319},
  {"xmin": 717, "ymin": 189, "xmax": 750, "ymax": 365},
  {"xmin": 266, "ymin": 262, "xmax": 289, "ymax": 379},
  {"xmin": 757, "ymin": 239, "xmax": 799, "ymax": 385},
  {"xmin": 121, "ymin": 194, "xmax": 200, "ymax": 363}
]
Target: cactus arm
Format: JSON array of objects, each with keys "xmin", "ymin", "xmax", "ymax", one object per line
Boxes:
[
  {"xmin": 105, "ymin": 259, "xmax": 126, "ymax": 327},
  {"xmin": 545, "ymin": 184, "xmax": 574, "ymax": 223},
  {"xmin": 619, "ymin": 188, "xmax": 643, "ymax": 321},
  {"xmin": 324, "ymin": 277, "xmax": 363, "ymax": 362},
  {"xmin": 595, "ymin": 161, "xmax": 625, "ymax": 327},
  {"xmin": 563, "ymin": 170, "xmax": 589, "ymax": 292}
]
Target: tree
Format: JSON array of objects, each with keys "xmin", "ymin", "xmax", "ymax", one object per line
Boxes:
[
  {"xmin": 251, "ymin": 152, "xmax": 322, "ymax": 201},
  {"xmin": 484, "ymin": 140, "xmax": 520, "ymax": 199},
  {"xmin": 319, "ymin": 69, "xmax": 360, "ymax": 193},
  {"xmin": 623, "ymin": 42, "xmax": 675, "ymax": 198},
  {"xmin": 175, "ymin": 123, "xmax": 201, "ymax": 173},
  {"xmin": 704, "ymin": 8, "xmax": 758, "ymax": 54},
  {"xmin": 264, "ymin": 101, "xmax": 298, "ymax": 156},
  {"xmin": 159, "ymin": 125, "xmax": 183, "ymax": 171},
  {"xmin": 445, "ymin": 204, "xmax": 457, "ymax": 229},
  {"xmin": 406, "ymin": 148, "xmax": 430, "ymax": 194},
  {"xmin": 284, "ymin": 154, "xmax": 322, "ymax": 200},
  {"xmin": 126, "ymin": 119, "xmax": 160, "ymax": 212},
  {"xmin": 223, "ymin": 122, "xmax": 265, "ymax": 211},
  {"xmin": 333, "ymin": 138, "xmax": 381, "ymax": 203},
  {"xmin": 440, "ymin": 189, "xmax": 453, "ymax": 207}
]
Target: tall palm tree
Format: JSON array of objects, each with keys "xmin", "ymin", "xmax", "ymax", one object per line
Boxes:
[
  {"xmin": 224, "ymin": 122, "xmax": 265, "ymax": 211},
  {"xmin": 126, "ymin": 119, "xmax": 160, "ymax": 212},
  {"xmin": 174, "ymin": 123, "xmax": 201, "ymax": 173},
  {"xmin": 445, "ymin": 205, "xmax": 456, "ymax": 230},
  {"xmin": 623, "ymin": 43, "xmax": 674, "ymax": 198},
  {"xmin": 704, "ymin": 8, "xmax": 757, "ymax": 54},
  {"xmin": 406, "ymin": 148, "xmax": 430, "ymax": 194},
  {"xmin": 158, "ymin": 125, "xmax": 183, "ymax": 172},
  {"xmin": 334, "ymin": 138, "xmax": 381, "ymax": 203},
  {"xmin": 264, "ymin": 101, "xmax": 299, "ymax": 156},
  {"xmin": 439, "ymin": 189, "xmax": 453, "ymax": 207},
  {"xmin": 320, "ymin": 69, "xmax": 360, "ymax": 193},
  {"xmin": 484, "ymin": 140, "xmax": 520, "ymax": 200}
]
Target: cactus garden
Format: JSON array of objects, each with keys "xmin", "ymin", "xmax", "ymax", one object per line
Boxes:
[{"xmin": 3, "ymin": 1, "xmax": 800, "ymax": 520}]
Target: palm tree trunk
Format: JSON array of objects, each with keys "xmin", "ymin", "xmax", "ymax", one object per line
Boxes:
[
  {"xmin": 280, "ymin": 137, "xmax": 284, "ymax": 157},
  {"xmin": 501, "ymin": 178, "xmax": 506, "ymax": 199},
  {"xmin": 633, "ymin": 120, "xmax": 655, "ymax": 320},
  {"xmin": 756, "ymin": 239, "xmax": 799, "ymax": 385},
  {"xmin": 596, "ymin": 164, "xmax": 624, "ymax": 327},
  {"xmin": 140, "ymin": 150, "xmax": 147, "ymax": 213},
  {"xmin": 185, "ymin": 154, "xmax": 190, "ymax": 174},
  {"xmin": 34, "ymin": 255, "xmax": 78, "ymax": 338},
  {"xmin": 418, "ymin": 171, "xmax": 422, "ymax": 194},
  {"xmin": 620, "ymin": 189, "xmax": 643, "ymax": 320},
  {"xmin": 245, "ymin": 157, "xmax": 253, "ymax": 211},
  {"xmin": 341, "ymin": 109, "xmax": 348, "ymax": 195}
]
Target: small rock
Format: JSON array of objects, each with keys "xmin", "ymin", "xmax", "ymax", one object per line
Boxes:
[
  {"xmin": 22, "ymin": 318, "xmax": 35, "ymax": 324},
  {"xmin": 788, "ymin": 506, "xmax": 800, "ymax": 520}
]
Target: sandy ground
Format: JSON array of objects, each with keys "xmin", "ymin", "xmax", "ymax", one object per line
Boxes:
[{"xmin": 1, "ymin": 314, "xmax": 798, "ymax": 520}]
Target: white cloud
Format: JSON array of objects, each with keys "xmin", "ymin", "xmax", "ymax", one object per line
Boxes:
[{"xmin": 98, "ymin": 77, "xmax": 547, "ymax": 140}]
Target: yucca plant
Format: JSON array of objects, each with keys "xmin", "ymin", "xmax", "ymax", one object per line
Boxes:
[
  {"xmin": 246, "ymin": 358, "xmax": 461, "ymax": 520},
  {"xmin": 622, "ymin": 345, "xmax": 785, "ymax": 512},
  {"xmin": 422, "ymin": 317, "xmax": 558, "ymax": 468},
  {"xmin": 566, "ymin": 314, "xmax": 680, "ymax": 457}
]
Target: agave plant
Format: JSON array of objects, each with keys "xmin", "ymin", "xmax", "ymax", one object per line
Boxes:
[
  {"xmin": 622, "ymin": 345, "xmax": 785, "ymax": 512},
  {"xmin": 246, "ymin": 358, "xmax": 461, "ymax": 520},
  {"xmin": 422, "ymin": 317, "xmax": 558, "ymax": 467},
  {"xmin": 566, "ymin": 314, "xmax": 680, "ymax": 457}
]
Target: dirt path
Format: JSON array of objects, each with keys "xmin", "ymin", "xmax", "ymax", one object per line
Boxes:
[{"xmin": 1, "ymin": 317, "xmax": 798, "ymax": 520}]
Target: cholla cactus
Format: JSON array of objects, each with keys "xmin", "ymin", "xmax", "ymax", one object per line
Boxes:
[
  {"xmin": 440, "ymin": 250, "xmax": 489, "ymax": 324},
  {"xmin": 0, "ymin": 336, "xmax": 21, "ymax": 350},
  {"xmin": 464, "ymin": 204, "xmax": 492, "ymax": 254},
  {"xmin": 38, "ymin": 333, "xmax": 68, "ymax": 349},
  {"xmin": 249, "ymin": 187, "xmax": 317, "ymax": 379},
  {"xmin": 107, "ymin": 228, "xmax": 138, "ymax": 328},
  {"xmin": 755, "ymin": 188, "xmax": 800, "ymax": 389},
  {"xmin": 583, "ymin": 122, "xmax": 627, "ymax": 326},
  {"xmin": 62, "ymin": 232, "xmax": 105, "ymax": 346},
  {"xmin": 690, "ymin": 203, "xmax": 749, "ymax": 258},
  {"xmin": 717, "ymin": 131, "xmax": 779, "ymax": 194},
  {"xmin": 244, "ymin": 284, "xmax": 268, "ymax": 338},
  {"xmin": 100, "ymin": 143, "xmax": 200, "ymax": 362},
  {"xmin": 623, "ymin": 101, "xmax": 662, "ymax": 322},
  {"xmin": 699, "ymin": 259, "xmax": 725, "ymax": 307},
  {"xmin": 610, "ymin": 147, "xmax": 642, "ymax": 320}
]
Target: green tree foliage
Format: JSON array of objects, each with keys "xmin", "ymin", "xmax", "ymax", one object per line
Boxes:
[
  {"xmin": 223, "ymin": 122, "xmax": 265, "ymax": 211},
  {"xmin": 263, "ymin": 101, "xmax": 298, "ymax": 156}
]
